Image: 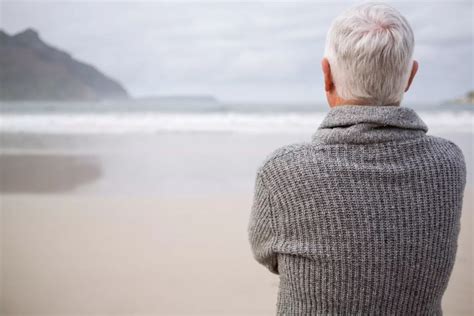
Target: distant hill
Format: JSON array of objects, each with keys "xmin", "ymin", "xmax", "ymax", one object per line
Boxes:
[
  {"xmin": 137, "ymin": 95, "xmax": 219, "ymax": 104},
  {"xmin": 446, "ymin": 90, "xmax": 474, "ymax": 105},
  {"xmin": 0, "ymin": 28, "xmax": 128, "ymax": 101},
  {"xmin": 459, "ymin": 91, "xmax": 474, "ymax": 104}
]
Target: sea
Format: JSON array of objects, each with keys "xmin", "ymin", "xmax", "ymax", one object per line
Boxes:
[
  {"xmin": 1, "ymin": 100, "xmax": 473, "ymax": 134},
  {"xmin": 0, "ymin": 100, "xmax": 473, "ymax": 196}
]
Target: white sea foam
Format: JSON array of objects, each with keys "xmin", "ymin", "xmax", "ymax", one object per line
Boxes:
[{"xmin": 0, "ymin": 111, "xmax": 472, "ymax": 134}]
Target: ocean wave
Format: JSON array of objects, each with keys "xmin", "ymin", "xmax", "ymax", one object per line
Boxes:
[{"xmin": 0, "ymin": 111, "xmax": 472, "ymax": 134}]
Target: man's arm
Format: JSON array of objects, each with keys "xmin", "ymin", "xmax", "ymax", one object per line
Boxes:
[{"xmin": 248, "ymin": 171, "xmax": 279, "ymax": 274}]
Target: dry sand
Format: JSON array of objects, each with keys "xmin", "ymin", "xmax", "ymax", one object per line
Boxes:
[
  {"xmin": 1, "ymin": 195, "xmax": 279, "ymax": 315},
  {"xmin": 1, "ymin": 190, "xmax": 472, "ymax": 316}
]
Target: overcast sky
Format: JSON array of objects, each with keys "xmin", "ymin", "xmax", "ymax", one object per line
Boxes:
[{"xmin": 1, "ymin": 0, "xmax": 473, "ymax": 104}]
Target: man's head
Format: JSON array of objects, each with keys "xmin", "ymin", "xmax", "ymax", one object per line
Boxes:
[{"xmin": 322, "ymin": 2, "xmax": 418, "ymax": 107}]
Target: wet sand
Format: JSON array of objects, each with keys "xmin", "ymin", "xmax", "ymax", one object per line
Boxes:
[{"xmin": 0, "ymin": 154, "xmax": 102, "ymax": 193}]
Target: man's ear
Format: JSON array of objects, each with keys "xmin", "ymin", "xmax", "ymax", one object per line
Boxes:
[
  {"xmin": 321, "ymin": 58, "xmax": 333, "ymax": 92},
  {"xmin": 405, "ymin": 60, "xmax": 418, "ymax": 92}
]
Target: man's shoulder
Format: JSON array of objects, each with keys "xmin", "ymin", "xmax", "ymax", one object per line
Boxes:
[
  {"xmin": 255, "ymin": 135, "xmax": 466, "ymax": 174},
  {"xmin": 424, "ymin": 135, "xmax": 465, "ymax": 160},
  {"xmin": 256, "ymin": 141, "xmax": 316, "ymax": 177}
]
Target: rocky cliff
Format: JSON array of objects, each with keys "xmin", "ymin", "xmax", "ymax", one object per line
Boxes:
[{"xmin": 0, "ymin": 28, "xmax": 128, "ymax": 101}]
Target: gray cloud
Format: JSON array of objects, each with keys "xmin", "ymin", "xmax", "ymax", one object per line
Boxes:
[{"xmin": 1, "ymin": 0, "xmax": 473, "ymax": 103}]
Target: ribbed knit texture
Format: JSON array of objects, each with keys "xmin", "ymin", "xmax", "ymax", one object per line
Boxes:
[{"xmin": 248, "ymin": 105, "xmax": 467, "ymax": 315}]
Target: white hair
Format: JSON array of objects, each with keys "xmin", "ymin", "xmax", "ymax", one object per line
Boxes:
[{"xmin": 324, "ymin": 2, "xmax": 415, "ymax": 105}]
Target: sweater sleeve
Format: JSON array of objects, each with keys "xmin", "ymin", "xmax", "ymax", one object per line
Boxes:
[{"xmin": 248, "ymin": 172, "xmax": 279, "ymax": 275}]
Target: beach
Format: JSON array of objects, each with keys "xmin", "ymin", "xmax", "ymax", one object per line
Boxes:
[
  {"xmin": 1, "ymin": 126, "xmax": 473, "ymax": 315},
  {"xmin": 2, "ymin": 190, "xmax": 471, "ymax": 315},
  {"xmin": 2, "ymin": 0, "xmax": 473, "ymax": 313}
]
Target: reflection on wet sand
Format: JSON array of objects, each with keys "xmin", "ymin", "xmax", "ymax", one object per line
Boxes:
[{"xmin": 0, "ymin": 154, "xmax": 102, "ymax": 193}]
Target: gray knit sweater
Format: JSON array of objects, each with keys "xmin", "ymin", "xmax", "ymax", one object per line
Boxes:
[{"xmin": 248, "ymin": 105, "xmax": 466, "ymax": 315}]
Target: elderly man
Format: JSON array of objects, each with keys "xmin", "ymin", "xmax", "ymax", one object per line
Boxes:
[{"xmin": 248, "ymin": 2, "xmax": 466, "ymax": 315}]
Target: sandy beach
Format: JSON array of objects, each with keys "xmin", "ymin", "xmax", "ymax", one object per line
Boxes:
[
  {"xmin": 1, "ymin": 191, "xmax": 472, "ymax": 316},
  {"xmin": 1, "ymin": 192, "xmax": 473, "ymax": 315},
  {"xmin": 1, "ymin": 132, "xmax": 473, "ymax": 315},
  {"xmin": 1, "ymin": 194, "xmax": 279, "ymax": 315}
]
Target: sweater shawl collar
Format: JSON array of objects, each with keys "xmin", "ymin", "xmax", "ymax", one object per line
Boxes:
[{"xmin": 312, "ymin": 105, "xmax": 429, "ymax": 145}]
